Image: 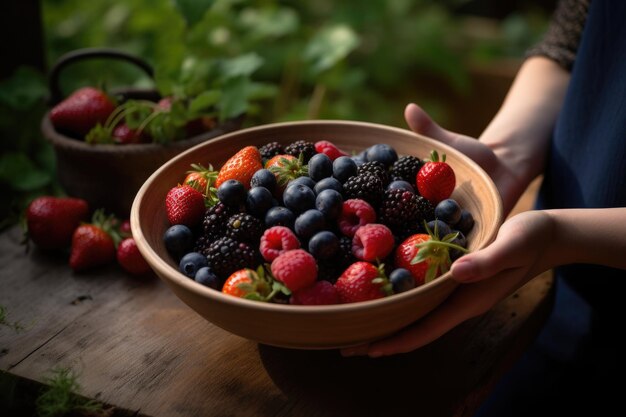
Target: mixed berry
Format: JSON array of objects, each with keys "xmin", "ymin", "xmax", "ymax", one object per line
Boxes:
[{"xmin": 162, "ymin": 140, "xmax": 474, "ymax": 305}]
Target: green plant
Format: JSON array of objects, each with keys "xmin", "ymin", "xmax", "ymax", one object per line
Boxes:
[{"xmin": 36, "ymin": 367, "xmax": 109, "ymax": 417}]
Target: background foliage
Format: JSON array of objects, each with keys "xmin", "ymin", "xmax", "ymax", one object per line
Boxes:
[{"xmin": 0, "ymin": 0, "xmax": 551, "ymax": 228}]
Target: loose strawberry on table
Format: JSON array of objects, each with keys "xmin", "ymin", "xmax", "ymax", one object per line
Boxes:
[
  {"xmin": 26, "ymin": 196, "xmax": 89, "ymax": 250},
  {"xmin": 69, "ymin": 209, "xmax": 121, "ymax": 272}
]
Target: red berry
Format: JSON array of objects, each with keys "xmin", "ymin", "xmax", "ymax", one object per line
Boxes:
[
  {"xmin": 352, "ymin": 223, "xmax": 394, "ymax": 262},
  {"xmin": 289, "ymin": 280, "xmax": 339, "ymax": 305},
  {"xmin": 290, "ymin": 280, "xmax": 340, "ymax": 305},
  {"xmin": 338, "ymin": 199, "xmax": 376, "ymax": 237},
  {"xmin": 113, "ymin": 123, "xmax": 142, "ymax": 144},
  {"xmin": 417, "ymin": 150, "xmax": 456, "ymax": 204},
  {"xmin": 49, "ymin": 87, "xmax": 116, "ymax": 137},
  {"xmin": 259, "ymin": 226, "xmax": 301, "ymax": 262},
  {"xmin": 334, "ymin": 261, "xmax": 391, "ymax": 303},
  {"xmin": 117, "ymin": 237, "xmax": 152, "ymax": 276},
  {"xmin": 314, "ymin": 140, "xmax": 349, "ymax": 161},
  {"xmin": 165, "ymin": 185, "xmax": 206, "ymax": 227},
  {"xmin": 26, "ymin": 196, "xmax": 89, "ymax": 250},
  {"xmin": 271, "ymin": 249, "xmax": 317, "ymax": 292},
  {"xmin": 69, "ymin": 210, "xmax": 119, "ymax": 272}
]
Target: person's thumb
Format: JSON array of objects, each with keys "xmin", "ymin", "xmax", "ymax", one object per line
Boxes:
[{"xmin": 404, "ymin": 103, "xmax": 459, "ymax": 146}]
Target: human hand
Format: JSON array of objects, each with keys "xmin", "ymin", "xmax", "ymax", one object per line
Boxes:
[
  {"xmin": 404, "ymin": 103, "xmax": 524, "ymax": 215},
  {"xmin": 341, "ymin": 210, "xmax": 555, "ymax": 358}
]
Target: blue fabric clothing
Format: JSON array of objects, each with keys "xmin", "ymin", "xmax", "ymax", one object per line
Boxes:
[{"xmin": 477, "ymin": 1, "xmax": 626, "ymax": 415}]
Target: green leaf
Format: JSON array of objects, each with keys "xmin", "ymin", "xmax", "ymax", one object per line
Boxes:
[
  {"xmin": 218, "ymin": 76, "xmax": 249, "ymax": 120},
  {"xmin": 0, "ymin": 152, "xmax": 51, "ymax": 191},
  {"xmin": 173, "ymin": 0, "xmax": 215, "ymax": 27},
  {"xmin": 189, "ymin": 90, "xmax": 221, "ymax": 114},
  {"xmin": 220, "ymin": 53, "xmax": 264, "ymax": 80},
  {"xmin": 0, "ymin": 67, "xmax": 47, "ymax": 110},
  {"xmin": 304, "ymin": 24, "xmax": 359, "ymax": 75}
]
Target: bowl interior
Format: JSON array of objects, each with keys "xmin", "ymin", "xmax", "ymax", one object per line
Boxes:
[{"xmin": 131, "ymin": 120, "xmax": 503, "ymax": 349}]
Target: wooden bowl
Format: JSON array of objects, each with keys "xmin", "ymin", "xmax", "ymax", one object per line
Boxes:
[{"xmin": 131, "ymin": 120, "xmax": 503, "ymax": 349}]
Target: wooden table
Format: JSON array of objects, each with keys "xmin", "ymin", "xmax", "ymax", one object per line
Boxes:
[{"xmin": 1, "ymin": 183, "xmax": 552, "ymax": 417}]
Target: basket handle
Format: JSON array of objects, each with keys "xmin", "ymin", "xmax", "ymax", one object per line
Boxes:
[{"xmin": 48, "ymin": 47, "xmax": 155, "ymax": 105}]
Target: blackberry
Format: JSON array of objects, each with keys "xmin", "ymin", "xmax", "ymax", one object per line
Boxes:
[
  {"xmin": 317, "ymin": 236, "xmax": 354, "ymax": 283},
  {"xmin": 284, "ymin": 140, "xmax": 316, "ymax": 163},
  {"xmin": 225, "ymin": 213, "xmax": 263, "ymax": 245},
  {"xmin": 204, "ymin": 236, "xmax": 258, "ymax": 279},
  {"xmin": 358, "ymin": 161, "xmax": 389, "ymax": 186},
  {"xmin": 390, "ymin": 155, "xmax": 424, "ymax": 187},
  {"xmin": 259, "ymin": 141, "xmax": 284, "ymax": 161},
  {"xmin": 378, "ymin": 189, "xmax": 420, "ymax": 229},
  {"xmin": 194, "ymin": 203, "xmax": 237, "ymax": 253},
  {"xmin": 416, "ymin": 195, "xmax": 435, "ymax": 223},
  {"xmin": 338, "ymin": 236, "xmax": 356, "ymax": 267},
  {"xmin": 201, "ymin": 202, "xmax": 236, "ymax": 241},
  {"xmin": 343, "ymin": 173, "xmax": 384, "ymax": 208}
]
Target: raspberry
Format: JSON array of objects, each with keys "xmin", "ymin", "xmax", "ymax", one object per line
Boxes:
[
  {"xmin": 290, "ymin": 280, "xmax": 340, "ymax": 305},
  {"xmin": 338, "ymin": 199, "xmax": 376, "ymax": 237},
  {"xmin": 260, "ymin": 226, "xmax": 301, "ymax": 262},
  {"xmin": 352, "ymin": 223, "xmax": 394, "ymax": 262},
  {"xmin": 314, "ymin": 140, "xmax": 349, "ymax": 161},
  {"xmin": 271, "ymin": 249, "xmax": 317, "ymax": 292}
]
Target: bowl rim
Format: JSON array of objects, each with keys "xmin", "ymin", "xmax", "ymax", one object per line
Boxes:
[{"xmin": 131, "ymin": 119, "xmax": 503, "ymax": 314}]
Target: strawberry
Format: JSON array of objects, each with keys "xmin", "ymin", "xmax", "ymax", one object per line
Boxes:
[
  {"xmin": 290, "ymin": 280, "xmax": 340, "ymax": 305},
  {"xmin": 222, "ymin": 266, "xmax": 288, "ymax": 301},
  {"xmin": 26, "ymin": 196, "xmax": 89, "ymax": 250},
  {"xmin": 314, "ymin": 140, "xmax": 349, "ymax": 161},
  {"xmin": 394, "ymin": 224, "xmax": 468, "ymax": 286},
  {"xmin": 352, "ymin": 223, "xmax": 394, "ymax": 262},
  {"xmin": 69, "ymin": 210, "xmax": 121, "ymax": 272},
  {"xmin": 116, "ymin": 237, "xmax": 152, "ymax": 276},
  {"xmin": 265, "ymin": 154, "xmax": 308, "ymax": 187},
  {"xmin": 259, "ymin": 226, "xmax": 301, "ymax": 262},
  {"xmin": 334, "ymin": 261, "xmax": 392, "ymax": 303},
  {"xmin": 271, "ymin": 249, "xmax": 317, "ymax": 292},
  {"xmin": 215, "ymin": 146, "xmax": 263, "ymax": 189},
  {"xmin": 338, "ymin": 199, "xmax": 376, "ymax": 237},
  {"xmin": 183, "ymin": 163, "xmax": 218, "ymax": 203},
  {"xmin": 112, "ymin": 123, "xmax": 143, "ymax": 144},
  {"xmin": 49, "ymin": 87, "xmax": 116, "ymax": 137},
  {"xmin": 416, "ymin": 150, "xmax": 456, "ymax": 204},
  {"xmin": 165, "ymin": 185, "xmax": 206, "ymax": 227}
]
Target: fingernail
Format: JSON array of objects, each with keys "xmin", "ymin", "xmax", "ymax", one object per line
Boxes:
[{"xmin": 451, "ymin": 259, "xmax": 477, "ymax": 282}]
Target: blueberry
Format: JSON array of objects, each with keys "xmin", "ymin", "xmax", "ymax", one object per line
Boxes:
[
  {"xmin": 389, "ymin": 268, "xmax": 416, "ymax": 293},
  {"xmin": 351, "ymin": 154, "xmax": 367, "ymax": 167},
  {"xmin": 163, "ymin": 224, "xmax": 194, "ymax": 260},
  {"xmin": 365, "ymin": 144, "xmax": 398, "ymax": 168},
  {"xmin": 217, "ymin": 179, "xmax": 247, "ymax": 207},
  {"xmin": 315, "ymin": 189, "xmax": 343, "ymax": 220},
  {"xmin": 450, "ymin": 230, "xmax": 467, "ymax": 261},
  {"xmin": 179, "ymin": 252, "xmax": 208, "ymax": 278},
  {"xmin": 387, "ymin": 180, "xmax": 415, "ymax": 194},
  {"xmin": 308, "ymin": 153, "xmax": 333, "ymax": 182},
  {"xmin": 456, "ymin": 209, "xmax": 475, "ymax": 235},
  {"xmin": 283, "ymin": 184, "xmax": 316, "ymax": 214},
  {"xmin": 294, "ymin": 209, "xmax": 326, "ymax": 240},
  {"xmin": 287, "ymin": 176, "xmax": 317, "ymax": 190},
  {"xmin": 434, "ymin": 199, "xmax": 462, "ymax": 226},
  {"xmin": 332, "ymin": 156, "xmax": 358, "ymax": 183},
  {"xmin": 250, "ymin": 169, "xmax": 277, "ymax": 191},
  {"xmin": 265, "ymin": 206, "xmax": 296, "ymax": 230},
  {"xmin": 194, "ymin": 267, "xmax": 221, "ymax": 290},
  {"xmin": 246, "ymin": 186, "xmax": 274, "ymax": 217},
  {"xmin": 308, "ymin": 231, "xmax": 340, "ymax": 260},
  {"xmin": 426, "ymin": 219, "xmax": 452, "ymax": 239},
  {"xmin": 314, "ymin": 177, "xmax": 344, "ymax": 195}
]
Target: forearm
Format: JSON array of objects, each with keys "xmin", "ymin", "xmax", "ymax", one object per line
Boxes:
[
  {"xmin": 544, "ymin": 208, "xmax": 626, "ymax": 270},
  {"xmin": 480, "ymin": 57, "xmax": 570, "ymax": 208}
]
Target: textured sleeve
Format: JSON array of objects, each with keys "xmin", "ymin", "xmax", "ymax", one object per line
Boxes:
[{"xmin": 526, "ymin": 0, "xmax": 590, "ymax": 71}]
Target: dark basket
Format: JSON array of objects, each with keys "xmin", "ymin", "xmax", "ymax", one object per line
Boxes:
[{"xmin": 42, "ymin": 48, "xmax": 243, "ymax": 217}]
